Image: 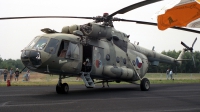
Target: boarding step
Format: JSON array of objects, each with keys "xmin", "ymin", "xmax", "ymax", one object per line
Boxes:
[{"xmin": 80, "ymin": 72, "xmax": 95, "ymax": 88}]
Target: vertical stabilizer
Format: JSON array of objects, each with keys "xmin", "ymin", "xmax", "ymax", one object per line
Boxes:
[{"xmin": 176, "ymin": 49, "xmax": 186, "ymax": 65}]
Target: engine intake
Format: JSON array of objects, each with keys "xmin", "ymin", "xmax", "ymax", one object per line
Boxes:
[{"xmin": 80, "ymin": 23, "xmax": 112, "ymax": 39}]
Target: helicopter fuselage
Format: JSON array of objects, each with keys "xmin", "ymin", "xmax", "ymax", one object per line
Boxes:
[{"xmin": 21, "ymin": 23, "xmax": 183, "ymax": 82}]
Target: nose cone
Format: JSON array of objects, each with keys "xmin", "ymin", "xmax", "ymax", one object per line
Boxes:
[
  {"xmin": 21, "ymin": 50, "xmax": 42, "ymax": 68},
  {"xmin": 29, "ymin": 51, "xmax": 42, "ymax": 67}
]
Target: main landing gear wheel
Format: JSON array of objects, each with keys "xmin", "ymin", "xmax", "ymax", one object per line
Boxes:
[
  {"xmin": 56, "ymin": 83, "xmax": 69, "ymax": 94},
  {"xmin": 62, "ymin": 83, "xmax": 69, "ymax": 94},
  {"xmin": 140, "ymin": 78, "xmax": 150, "ymax": 91}
]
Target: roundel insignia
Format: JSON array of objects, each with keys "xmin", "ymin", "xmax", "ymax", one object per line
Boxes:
[
  {"xmin": 95, "ymin": 60, "xmax": 102, "ymax": 68},
  {"xmin": 136, "ymin": 57, "xmax": 142, "ymax": 68}
]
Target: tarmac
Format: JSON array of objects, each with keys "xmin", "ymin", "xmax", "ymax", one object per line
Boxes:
[{"xmin": 0, "ymin": 83, "xmax": 200, "ymax": 112}]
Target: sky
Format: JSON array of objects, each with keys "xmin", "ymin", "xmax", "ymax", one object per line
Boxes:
[{"xmin": 0, "ymin": 0, "xmax": 199, "ymax": 60}]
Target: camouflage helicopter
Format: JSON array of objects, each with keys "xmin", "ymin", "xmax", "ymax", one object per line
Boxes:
[{"xmin": 0, "ymin": 0, "xmax": 198, "ymax": 94}]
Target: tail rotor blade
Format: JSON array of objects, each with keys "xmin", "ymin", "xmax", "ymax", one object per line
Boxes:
[
  {"xmin": 192, "ymin": 37, "xmax": 197, "ymax": 48},
  {"xmin": 181, "ymin": 37, "xmax": 197, "ymax": 68},
  {"xmin": 191, "ymin": 53, "xmax": 196, "ymax": 68},
  {"xmin": 181, "ymin": 41, "xmax": 190, "ymax": 50}
]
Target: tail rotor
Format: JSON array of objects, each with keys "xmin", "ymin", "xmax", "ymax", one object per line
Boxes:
[{"xmin": 181, "ymin": 38, "xmax": 197, "ymax": 68}]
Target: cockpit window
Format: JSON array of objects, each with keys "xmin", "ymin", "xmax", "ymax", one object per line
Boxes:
[
  {"xmin": 33, "ymin": 37, "xmax": 49, "ymax": 50},
  {"xmin": 26, "ymin": 36, "xmax": 40, "ymax": 49},
  {"xmin": 57, "ymin": 40, "xmax": 79, "ymax": 59},
  {"xmin": 66, "ymin": 42, "xmax": 79, "ymax": 59},
  {"xmin": 58, "ymin": 40, "xmax": 69, "ymax": 57},
  {"xmin": 44, "ymin": 38, "xmax": 59, "ymax": 54}
]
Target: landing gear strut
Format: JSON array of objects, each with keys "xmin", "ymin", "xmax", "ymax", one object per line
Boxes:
[
  {"xmin": 140, "ymin": 78, "xmax": 150, "ymax": 91},
  {"xmin": 56, "ymin": 75, "xmax": 69, "ymax": 94}
]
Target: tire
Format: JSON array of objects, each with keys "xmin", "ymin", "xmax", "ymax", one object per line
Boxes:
[
  {"xmin": 140, "ymin": 78, "xmax": 150, "ymax": 91},
  {"xmin": 56, "ymin": 84, "xmax": 62, "ymax": 94},
  {"xmin": 62, "ymin": 83, "xmax": 69, "ymax": 94}
]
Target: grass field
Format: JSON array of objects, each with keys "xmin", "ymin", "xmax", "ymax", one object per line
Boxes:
[
  {"xmin": 0, "ymin": 72, "xmax": 200, "ymax": 86},
  {"xmin": 144, "ymin": 73, "xmax": 200, "ymax": 84}
]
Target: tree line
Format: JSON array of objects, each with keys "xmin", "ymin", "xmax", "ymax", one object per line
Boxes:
[
  {"xmin": 0, "ymin": 57, "xmax": 24, "ymax": 71},
  {"xmin": 0, "ymin": 50, "xmax": 199, "ymax": 73}
]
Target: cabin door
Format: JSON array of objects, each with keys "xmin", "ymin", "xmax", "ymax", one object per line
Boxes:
[
  {"xmin": 91, "ymin": 46, "xmax": 104, "ymax": 76},
  {"xmin": 82, "ymin": 45, "xmax": 93, "ymax": 72}
]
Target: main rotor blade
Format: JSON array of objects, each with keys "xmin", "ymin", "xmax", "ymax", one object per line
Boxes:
[
  {"xmin": 118, "ymin": 19, "xmax": 157, "ymax": 25},
  {"xmin": 192, "ymin": 37, "xmax": 197, "ymax": 48},
  {"xmin": 0, "ymin": 16, "xmax": 94, "ymax": 20},
  {"xmin": 118, "ymin": 19, "xmax": 200, "ymax": 34},
  {"xmin": 170, "ymin": 27, "xmax": 200, "ymax": 34},
  {"xmin": 109, "ymin": 0, "xmax": 163, "ymax": 18}
]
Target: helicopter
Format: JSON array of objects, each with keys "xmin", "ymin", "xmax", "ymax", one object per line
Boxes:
[{"xmin": 0, "ymin": 0, "xmax": 198, "ymax": 94}]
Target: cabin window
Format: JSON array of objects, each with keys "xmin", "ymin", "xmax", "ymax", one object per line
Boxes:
[
  {"xmin": 44, "ymin": 38, "xmax": 59, "ymax": 54},
  {"xmin": 123, "ymin": 58, "xmax": 126, "ymax": 64},
  {"xmin": 106, "ymin": 54, "xmax": 110, "ymax": 61},
  {"xmin": 116, "ymin": 57, "xmax": 120, "ymax": 63}
]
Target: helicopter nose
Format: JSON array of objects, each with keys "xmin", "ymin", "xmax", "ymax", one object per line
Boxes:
[{"xmin": 21, "ymin": 50, "xmax": 42, "ymax": 68}]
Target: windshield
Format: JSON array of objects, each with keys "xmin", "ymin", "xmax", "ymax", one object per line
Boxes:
[
  {"xmin": 32, "ymin": 37, "xmax": 49, "ymax": 50},
  {"xmin": 26, "ymin": 36, "xmax": 40, "ymax": 49},
  {"xmin": 26, "ymin": 36, "xmax": 49, "ymax": 50}
]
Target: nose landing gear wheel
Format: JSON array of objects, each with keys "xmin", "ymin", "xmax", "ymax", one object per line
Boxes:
[
  {"xmin": 56, "ymin": 84, "xmax": 62, "ymax": 94},
  {"xmin": 140, "ymin": 78, "xmax": 150, "ymax": 91}
]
